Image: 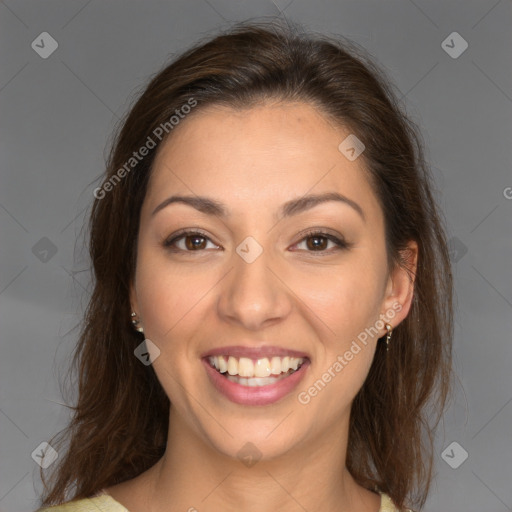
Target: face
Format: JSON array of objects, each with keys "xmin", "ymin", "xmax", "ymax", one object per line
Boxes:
[{"xmin": 131, "ymin": 101, "xmax": 415, "ymax": 462}]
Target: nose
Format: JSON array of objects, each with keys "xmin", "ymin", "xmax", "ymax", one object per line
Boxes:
[{"xmin": 217, "ymin": 247, "xmax": 292, "ymax": 331}]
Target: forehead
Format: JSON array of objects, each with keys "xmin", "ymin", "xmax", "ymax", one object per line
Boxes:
[{"xmin": 144, "ymin": 101, "xmax": 382, "ymax": 223}]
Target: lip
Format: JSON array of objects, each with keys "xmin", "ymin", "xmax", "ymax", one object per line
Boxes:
[
  {"xmin": 201, "ymin": 345, "xmax": 310, "ymax": 360},
  {"xmin": 202, "ymin": 357, "xmax": 310, "ymax": 406}
]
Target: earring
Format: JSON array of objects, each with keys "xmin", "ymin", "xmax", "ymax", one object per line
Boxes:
[
  {"xmin": 385, "ymin": 323, "xmax": 393, "ymax": 352},
  {"xmin": 131, "ymin": 311, "xmax": 144, "ymax": 333}
]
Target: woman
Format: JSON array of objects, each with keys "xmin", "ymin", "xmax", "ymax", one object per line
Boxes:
[{"xmin": 37, "ymin": 20, "xmax": 453, "ymax": 512}]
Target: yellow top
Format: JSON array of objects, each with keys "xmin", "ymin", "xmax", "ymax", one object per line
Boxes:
[{"xmin": 37, "ymin": 489, "xmax": 411, "ymax": 511}]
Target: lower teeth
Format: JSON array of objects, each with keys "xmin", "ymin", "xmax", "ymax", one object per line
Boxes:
[{"xmin": 223, "ymin": 368, "xmax": 297, "ymax": 387}]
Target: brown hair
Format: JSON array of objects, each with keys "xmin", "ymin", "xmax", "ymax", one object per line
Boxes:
[{"xmin": 39, "ymin": 20, "xmax": 453, "ymax": 511}]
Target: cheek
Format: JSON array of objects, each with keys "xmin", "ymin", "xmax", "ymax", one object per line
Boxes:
[
  {"xmin": 133, "ymin": 243, "xmax": 205, "ymax": 337},
  {"xmin": 294, "ymin": 259, "xmax": 386, "ymax": 413},
  {"xmin": 290, "ymin": 255, "xmax": 387, "ymax": 343}
]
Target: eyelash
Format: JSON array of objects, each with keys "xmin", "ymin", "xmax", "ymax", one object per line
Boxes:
[{"xmin": 163, "ymin": 228, "xmax": 352, "ymax": 255}]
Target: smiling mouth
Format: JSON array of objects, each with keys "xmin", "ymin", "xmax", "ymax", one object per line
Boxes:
[{"xmin": 206, "ymin": 355, "xmax": 307, "ymax": 387}]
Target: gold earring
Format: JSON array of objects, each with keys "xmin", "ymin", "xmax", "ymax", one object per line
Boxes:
[
  {"xmin": 131, "ymin": 311, "xmax": 144, "ymax": 333},
  {"xmin": 385, "ymin": 323, "xmax": 393, "ymax": 351}
]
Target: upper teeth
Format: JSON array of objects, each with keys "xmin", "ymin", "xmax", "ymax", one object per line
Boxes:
[{"xmin": 208, "ymin": 355, "xmax": 304, "ymax": 378}]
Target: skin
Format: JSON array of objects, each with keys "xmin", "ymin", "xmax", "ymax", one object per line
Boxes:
[{"xmin": 105, "ymin": 101, "xmax": 417, "ymax": 512}]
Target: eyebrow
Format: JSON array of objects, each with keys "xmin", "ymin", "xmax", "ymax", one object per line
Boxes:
[{"xmin": 151, "ymin": 191, "xmax": 365, "ymax": 222}]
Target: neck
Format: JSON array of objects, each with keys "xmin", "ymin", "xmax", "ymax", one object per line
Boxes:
[{"xmin": 141, "ymin": 407, "xmax": 381, "ymax": 512}]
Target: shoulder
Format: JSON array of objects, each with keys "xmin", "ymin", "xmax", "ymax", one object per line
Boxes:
[
  {"xmin": 36, "ymin": 494, "xmax": 129, "ymax": 512},
  {"xmin": 379, "ymin": 492, "xmax": 417, "ymax": 512}
]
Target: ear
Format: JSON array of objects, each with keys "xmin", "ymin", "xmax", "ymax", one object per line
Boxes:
[{"xmin": 379, "ymin": 240, "xmax": 418, "ymax": 332}]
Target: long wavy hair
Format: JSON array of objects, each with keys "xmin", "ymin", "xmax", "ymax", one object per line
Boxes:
[{"xmin": 39, "ymin": 20, "xmax": 453, "ymax": 511}]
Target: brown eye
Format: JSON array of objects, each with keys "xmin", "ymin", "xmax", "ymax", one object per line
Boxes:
[
  {"xmin": 163, "ymin": 230, "xmax": 219, "ymax": 252},
  {"xmin": 293, "ymin": 230, "xmax": 350, "ymax": 253},
  {"xmin": 305, "ymin": 235, "xmax": 329, "ymax": 251},
  {"xmin": 184, "ymin": 234, "xmax": 207, "ymax": 250}
]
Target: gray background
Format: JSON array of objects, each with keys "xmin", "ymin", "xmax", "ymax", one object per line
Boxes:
[{"xmin": 0, "ymin": 1, "xmax": 511, "ymax": 511}]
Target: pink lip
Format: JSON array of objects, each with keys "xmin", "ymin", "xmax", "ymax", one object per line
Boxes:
[
  {"xmin": 202, "ymin": 357, "xmax": 310, "ymax": 406},
  {"xmin": 201, "ymin": 345, "xmax": 310, "ymax": 360}
]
